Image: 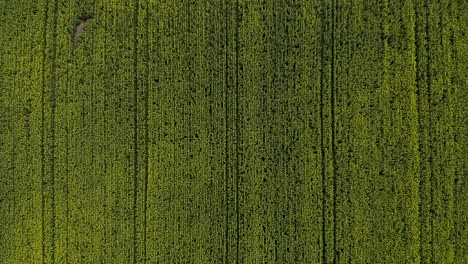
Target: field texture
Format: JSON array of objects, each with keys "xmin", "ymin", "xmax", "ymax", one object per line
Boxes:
[{"xmin": 1, "ymin": 0, "xmax": 467, "ymax": 263}]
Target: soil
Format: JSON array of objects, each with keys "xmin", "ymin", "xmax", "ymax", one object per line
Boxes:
[{"xmin": 74, "ymin": 18, "xmax": 90, "ymax": 38}]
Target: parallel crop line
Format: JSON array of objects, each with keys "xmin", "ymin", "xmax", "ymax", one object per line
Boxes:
[
  {"xmin": 65, "ymin": 22, "xmax": 70, "ymax": 264},
  {"xmin": 331, "ymin": 0, "xmax": 337, "ymax": 262},
  {"xmin": 414, "ymin": 1, "xmax": 423, "ymax": 262},
  {"xmin": 424, "ymin": 0, "xmax": 434, "ymax": 263},
  {"xmin": 319, "ymin": 1, "xmax": 327, "ymax": 263},
  {"xmin": 143, "ymin": 0, "xmax": 150, "ymax": 262},
  {"xmin": 380, "ymin": 0, "xmax": 389, "ymax": 260},
  {"xmin": 101, "ymin": 3, "xmax": 110, "ymax": 261},
  {"xmin": 235, "ymin": 0, "xmax": 240, "ymax": 262},
  {"xmin": 132, "ymin": 0, "xmax": 139, "ymax": 263},
  {"xmin": 50, "ymin": 0, "xmax": 59, "ymax": 262},
  {"xmin": 40, "ymin": 0, "xmax": 50, "ymax": 263},
  {"xmin": 223, "ymin": 0, "xmax": 230, "ymax": 262}
]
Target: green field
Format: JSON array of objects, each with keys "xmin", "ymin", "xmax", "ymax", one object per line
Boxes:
[{"xmin": 1, "ymin": 0, "xmax": 467, "ymax": 263}]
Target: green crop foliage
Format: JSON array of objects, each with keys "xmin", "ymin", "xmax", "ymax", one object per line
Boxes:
[{"xmin": 0, "ymin": 0, "xmax": 466, "ymax": 263}]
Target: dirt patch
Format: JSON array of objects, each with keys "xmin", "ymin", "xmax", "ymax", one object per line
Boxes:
[{"xmin": 74, "ymin": 17, "xmax": 91, "ymax": 38}]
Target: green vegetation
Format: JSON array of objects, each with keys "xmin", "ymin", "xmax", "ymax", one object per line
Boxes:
[{"xmin": 0, "ymin": 0, "xmax": 466, "ymax": 263}]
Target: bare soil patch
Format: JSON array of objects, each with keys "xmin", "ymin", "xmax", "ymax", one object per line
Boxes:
[{"xmin": 74, "ymin": 17, "xmax": 91, "ymax": 38}]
